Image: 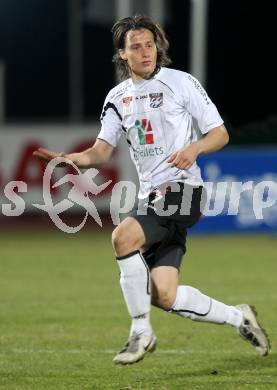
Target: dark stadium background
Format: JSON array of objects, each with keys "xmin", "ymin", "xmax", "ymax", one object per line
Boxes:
[
  {"xmin": 0, "ymin": 0, "xmax": 276, "ymax": 144},
  {"xmin": 0, "ymin": 0, "xmax": 276, "ymax": 235}
]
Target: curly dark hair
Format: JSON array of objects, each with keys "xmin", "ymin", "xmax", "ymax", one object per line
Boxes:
[{"xmin": 111, "ymin": 15, "xmax": 172, "ymax": 81}]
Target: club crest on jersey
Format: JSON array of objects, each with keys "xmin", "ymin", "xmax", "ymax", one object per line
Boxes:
[
  {"xmin": 149, "ymin": 93, "xmax": 163, "ymax": 108},
  {"xmin": 122, "ymin": 96, "xmax": 134, "ymax": 115}
]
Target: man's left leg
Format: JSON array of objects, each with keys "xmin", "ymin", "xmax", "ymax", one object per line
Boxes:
[
  {"xmin": 151, "ymin": 265, "xmax": 242, "ymax": 328},
  {"xmin": 151, "ymin": 258, "xmax": 270, "ymax": 356}
]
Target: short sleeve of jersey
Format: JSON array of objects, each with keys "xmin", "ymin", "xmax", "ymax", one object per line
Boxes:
[
  {"xmin": 181, "ymin": 74, "xmax": 224, "ymax": 134},
  {"xmin": 97, "ymin": 95, "xmax": 123, "ymax": 147}
]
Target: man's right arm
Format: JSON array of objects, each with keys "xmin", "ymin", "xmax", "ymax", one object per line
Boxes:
[
  {"xmin": 67, "ymin": 139, "xmax": 114, "ymax": 167},
  {"xmin": 33, "ymin": 139, "xmax": 114, "ymax": 168}
]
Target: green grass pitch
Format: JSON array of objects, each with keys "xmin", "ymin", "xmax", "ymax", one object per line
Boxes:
[{"xmin": 0, "ymin": 230, "xmax": 276, "ymax": 389}]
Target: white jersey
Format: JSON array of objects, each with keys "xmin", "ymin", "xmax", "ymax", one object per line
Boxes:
[{"xmin": 98, "ymin": 67, "xmax": 223, "ymax": 198}]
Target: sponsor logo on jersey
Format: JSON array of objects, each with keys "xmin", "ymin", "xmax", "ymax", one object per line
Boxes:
[
  {"xmin": 149, "ymin": 93, "xmax": 163, "ymax": 108},
  {"xmin": 135, "ymin": 119, "xmax": 154, "ymax": 145},
  {"xmin": 133, "ymin": 118, "xmax": 164, "ymax": 160},
  {"xmin": 122, "ymin": 96, "xmax": 134, "ymax": 115},
  {"xmin": 187, "ymin": 75, "xmax": 210, "ymax": 105},
  {"xmin": 122, "ymin": 96, "xmax": 133, "ymax": 105},
  {"xmin": 133, "ymin": 146, "xmax": 164, "ymax": 161},
  {"xmin": 135, "ymin": 94, "xmax": 148, "ymax": 100}
]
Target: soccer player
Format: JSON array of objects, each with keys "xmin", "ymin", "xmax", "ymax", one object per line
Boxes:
[{"xmin": 34, "ymin": 15, "xmax": 270, "ymax": 364}]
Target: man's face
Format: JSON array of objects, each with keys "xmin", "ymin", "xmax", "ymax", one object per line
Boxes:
[{"xmin": 119, "ymin": 28, "xmax": 157, "ymax": 81}]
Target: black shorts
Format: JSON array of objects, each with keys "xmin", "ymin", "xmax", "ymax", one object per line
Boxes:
[{"xmin": 130, "ymin": 182, "xmax": 206, "ymax": 270}]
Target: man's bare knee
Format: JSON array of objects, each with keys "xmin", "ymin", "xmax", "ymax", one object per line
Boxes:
[
  {"xmin": 112, "ymin": 226, "xmax": 133, "ymax": 255},
  {"xmin": 112, "ymin": 218, "xmax": 145, "ymax": 257},
  {"xmin": 152, "ymin": 288, "xmax": 176, "ymax": 311}
]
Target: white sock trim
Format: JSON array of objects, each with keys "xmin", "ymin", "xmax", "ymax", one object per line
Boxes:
[{"xmin": 130, "ymin": 312, "xmax": 152, "ymax": 336}]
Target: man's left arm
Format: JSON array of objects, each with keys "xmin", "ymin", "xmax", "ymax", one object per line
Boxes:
[{"xmin": 167, "ymin": 125, "xmax": 229, "ymax": 170}]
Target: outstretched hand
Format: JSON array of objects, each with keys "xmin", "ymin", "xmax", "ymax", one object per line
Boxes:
[
  {"xmin": 167, "ymin": 143, "xmax": 200, "ymax": 170},
  {"xmin": 33, "ymin": 147, "xmax": 64, "ymax": 161},
  {"xmin": 32, "ymin": 147, "xmax": 71, "ymax": 167}
]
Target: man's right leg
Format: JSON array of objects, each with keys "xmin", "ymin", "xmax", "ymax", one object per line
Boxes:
[{"xmin": 112, "ymin": 217, "xmax": 157, "ymax": 364}]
